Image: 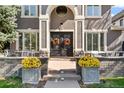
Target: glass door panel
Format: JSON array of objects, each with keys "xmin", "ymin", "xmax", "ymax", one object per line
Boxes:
[
  {"xmin": 24, "ymin": 33, "xmax": 30, "ymax": 50},
  {"xmin": 31, "ymin": 33, "xmax": 36, "ymax": 50}
]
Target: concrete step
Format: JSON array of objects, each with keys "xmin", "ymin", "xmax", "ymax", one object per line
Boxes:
[
  {"xmin": 49, "ymin": 58, "xmax": 76, "ymax": 61},
  {"xmin": 48, "ymin": 69, "xmax": 76, "ymax": 75},
  {"xmin": 46, "ymin": 58, "xmax": 79, "ymax": 81},
  {"xmin": 48, "ymin": 60, "xmax": 76, "ymax": 72},
  {"xmin": 44, "ymin": 80, "xmax": 80, "ymax": 88},
  {"xmin": 43, "ymin": 73, "xmax": 81, "ymax": 81}
]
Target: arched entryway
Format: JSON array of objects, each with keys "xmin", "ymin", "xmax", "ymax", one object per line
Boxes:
[{"xmin": 50, "ymin": 6, "xmax": 75, "ymax": 57}]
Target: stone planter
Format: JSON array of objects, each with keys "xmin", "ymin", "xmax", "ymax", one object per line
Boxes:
[
  {"xmin": 22, "ymin": 68, "xmax": 41, "ymax": 84},
  {"xmin": 81, "ymin": 67, "xmax": 100, "ymax": 84}
]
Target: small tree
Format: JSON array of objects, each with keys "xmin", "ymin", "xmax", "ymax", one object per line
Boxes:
[{"xmin": 0, "ymin": 5, "xmax": 20, "ymax": 52}]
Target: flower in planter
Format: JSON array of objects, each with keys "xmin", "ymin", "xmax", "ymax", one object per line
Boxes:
[
  {"xmin": 78, "ymin": 56, "xmax": 100, "ymax": 67},
  {"xmin": 22, "ymin": 57, "xmax": 42, "ymax": 68}
]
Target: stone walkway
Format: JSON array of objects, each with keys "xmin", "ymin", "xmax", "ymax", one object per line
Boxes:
[{"xmin": 44, "ymin": 80, "xmax": 80, "ymax": 88}]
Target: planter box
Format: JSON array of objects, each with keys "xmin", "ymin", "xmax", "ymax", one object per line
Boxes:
[
  {"xmin": 81, "ymin": 67, "xmax": 100, "ymax": 84},
  {"xmin": 22, "ymin": 68, "xmax": 41, "ymax": 84}
]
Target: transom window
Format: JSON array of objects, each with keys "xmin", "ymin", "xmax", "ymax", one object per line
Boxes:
[
  {"xmin": 18, "ymin": 32, "xmax": 39, "ymax": 51},
  {"xmin": 84, "ymin": 32, "xmax": 104, "ymax": 51},
  {"xmin": 56, "ymin": 6, "xmax": 67, "ymax": 17},
  {"xmin": 22, "ymin": 5, "xmax": 37, "ymax": 17},
  {"xmin": 86, "ymin": 5, "xmax": 101, "ymax": 16}
]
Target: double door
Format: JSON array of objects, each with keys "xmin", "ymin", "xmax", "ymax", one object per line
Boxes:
[{"xmin": 50, "ymin": 32, "xmax": 73, "ymax": 57}]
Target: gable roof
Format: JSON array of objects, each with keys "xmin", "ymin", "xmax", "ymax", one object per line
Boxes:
[{"xmin": 112, "ymin": 10, "xmax": 124, "ymax": 22}]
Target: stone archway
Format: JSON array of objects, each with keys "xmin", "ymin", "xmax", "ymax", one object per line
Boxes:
[
  {"xmin": 50, "ymin": 6, "xmax": 74, "ymax": 30},
  {"xmin": 46, "ymin": 5, "xmax": 78, "ymax": 17},
  {"xmin": 39, "ymin": 5, "xmax": 79, "ymax": 57},
  {"xmin": 49, "ymin": 6, "xmax": 75, "ymax": 57}
]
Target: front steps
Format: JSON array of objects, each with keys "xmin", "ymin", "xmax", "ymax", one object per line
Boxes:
[
  {"xmin": 44, "ymin": 73, "xmax": 81, "ymax": 81},
  {"xmin": 43, "ymin": 58, "xmax": 81, "ymax": 81}
]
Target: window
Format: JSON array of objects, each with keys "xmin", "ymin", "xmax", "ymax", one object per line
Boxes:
[
  {"xmin": 84, "ymin": 32, "xmax": 104, "ymax": 51},
  {"xmin": 94, "ymin": 5, "xmax": 100, "ymax": 16},
  {"xmin": 86, "ymin": 5, "xmax": 101, "ymax": 16},
  {"xmin": 87, "ymin": 33, "xmax": 92, "ymax": 50},
  {"xmin": 30, "ymin": 5, "xmax": 36, "ymax": 16},
  {"xmin": 120, "ymin": 19, "xmax": 123, "ymax": 26},
  {"xmin": 24, "ymin": 33, "xmax": 30, "ymax": 50},
  {"xmin": 22, "ymin": 5, "xmax": 37, "ymax": 17},
  {"xmin": 41, "ymin": 5, "xmax": 48, "ymax": 15},
  {"xmin": 56, "ymin": 6, "xmax": 67, "ymax": 17},
  {"xmin": 100, "ymin": 33, "xmax": 104, "ymax": 51},
  {"xmin": 87, "ymin": 5, "xmax": 92, "ymax": 16},
  {"xmin": 24, "ymin": 6, "xmax": 29, "ymax": 16},
  {"xmin": 93, "ymin": 33, "xmax": 98, "ymax": 50},
  {"xmin": 19, "ymin": 33, "xmax": 23, "ymax": 50},
  {"xmin": 18, "ymin": 32, "xmax": 39, "ymax": 51}
]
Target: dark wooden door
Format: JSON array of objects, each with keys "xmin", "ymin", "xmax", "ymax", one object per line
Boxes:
[
  {"xmin": 122, "ymin": 41, "xmax": 124, "ymax": 51},
  {"xmin": 50, "ymin": 32, "xmax": 73, "ymax": 57}
]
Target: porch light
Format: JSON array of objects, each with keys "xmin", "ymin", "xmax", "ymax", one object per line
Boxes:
[{"xmin": 28, "ymin": 28, "xmax": 32, "ymax": 30}]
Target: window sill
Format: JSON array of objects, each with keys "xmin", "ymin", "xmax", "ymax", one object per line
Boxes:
[
  {"xmin": 21, "ymin": 16, "xmax": 39, "ymax": 18},
  {"xmin": 85, "ymin": 16, "xmax": 102, "ymax": 19}
]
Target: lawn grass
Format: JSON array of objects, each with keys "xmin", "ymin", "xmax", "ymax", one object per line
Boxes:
[
  {"xmin": 85, "ymin": 77, "xmax": 124, "ymax": 88},
  {"xmin": 1, "ymin": 76, "xmax": 124, "ymax": 88},
  {"xmin": 0, "ymin": 77, "xmax": 22, "ymax": 88}
]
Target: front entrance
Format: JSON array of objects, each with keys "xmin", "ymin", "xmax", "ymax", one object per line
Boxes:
[
  {"xmin": 50, "ymin": 32, "xmax": 73, "ymax": 57},
  {"xmin": 122, "ymin": 41, "xmax": 124, "ymax": 51}
]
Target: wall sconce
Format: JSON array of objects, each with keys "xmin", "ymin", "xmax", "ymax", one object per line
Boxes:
[{"xmin": 58, "ymin": 23, "xmax": 63, "ymax": 31}]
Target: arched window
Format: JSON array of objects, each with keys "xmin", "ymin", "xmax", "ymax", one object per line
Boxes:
[{"xmin": 56, "ymin": 6, "xmax": 67, "ymax": 17}]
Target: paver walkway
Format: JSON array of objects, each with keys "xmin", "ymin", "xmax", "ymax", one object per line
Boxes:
[
  {"xmin": 44, "ymin": 80, "xmax": 80, "ymax": 88},
  {"xmin": 44, "ymin": 58, "xmax": 80, "ymax": 88}
]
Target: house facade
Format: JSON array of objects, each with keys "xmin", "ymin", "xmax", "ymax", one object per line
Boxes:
[
  {"xmin": 109, "ymin": 10, "xmax": 124, "ymax": 51},
  {"xmin": 13, "ymin": 5, "xmax": 112, "ymax": 57}
]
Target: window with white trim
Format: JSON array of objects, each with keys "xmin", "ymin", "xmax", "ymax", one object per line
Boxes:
[
  {"xmin": 86, "ymin": 5, "xmax": 101, "ymax": 16},
  {"xmin": 18, "ymin": 32, "xmax": 39, "ymax": 51},
  {"xmin": 84, "ymin": 32, "xmax": 104, "ymax": 51},
  {"xmin": 22, "ymin": 5, "xmax": 37, "ymax": 17},
  {"xmin": 120, "ymin": 19, "xmax": 123, "ymax": 26}
]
